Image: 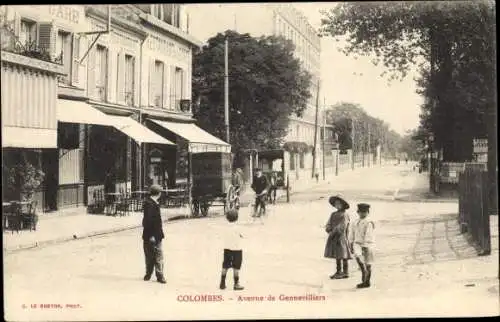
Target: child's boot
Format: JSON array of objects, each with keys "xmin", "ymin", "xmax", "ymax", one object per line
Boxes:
[
  {"xmin": 330, "ymin": 260, "xmax": 343, "ymax": 279},
  {"xmin": 220, "ymin": 274, "xmax": 227, "ymax": 290},
  {"xmin": 233, "ymin": 276, "xmax": 244, "ymax": 290},
  {"xmin": 341, "ymin": 259, "xmax": 349, "ymax": 278}
]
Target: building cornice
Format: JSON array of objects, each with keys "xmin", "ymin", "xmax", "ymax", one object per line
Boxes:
[
  {"xmin": 1, "ymin": 51, "xmax": 66, "ymax": 75},
  {"xmin": 137, "ymin": 12, "xmax": 203, "ymax": 49},
  {"xmin": 85, "ymin": 6, "xmax": 148, "ymax": 39}
]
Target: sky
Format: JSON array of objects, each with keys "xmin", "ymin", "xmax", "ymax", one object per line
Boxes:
[
  {"xmin": 294, "ymin": 2, "xmax": 423, "ymax": 135},
  {"xmin": 186, "ymin": 3, "xmax": 424, "ymax": 135}
]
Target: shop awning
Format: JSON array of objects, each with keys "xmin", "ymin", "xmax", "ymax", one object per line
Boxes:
[
  {"xmin": 149, "ymin": 119, "xmax": 231, "ymax": 153},
  {"xmin": 57, "ymin": 99, "xmax": 117, "ymax": 127},
  {"xmin": 2, "ymin": 126, "xmax": 57, "ymax": 148},
  {"xmin": 57, "ymin": 100, "xmax": 173, "ymax": 145},
  {"xmin": 107, "ymin": 115, "xmax": 174, "ymax": 145}
]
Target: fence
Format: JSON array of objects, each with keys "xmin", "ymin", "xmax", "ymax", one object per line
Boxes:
[{"xmin": 458, "ymin": 163, "xmax": 491, "ymax": 255}]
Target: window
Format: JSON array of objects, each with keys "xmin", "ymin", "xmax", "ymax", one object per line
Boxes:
[
  {"xmin": 55, "ymin": 31, "xmax": 72, "ymax": 84},
  {"xmin": 174, "ymin": 67, "xmax": 184, "ymax": 110},
  {"xmin": 290, "ymin": 153, "xmax": 295, "ymax": 171},
  {"xmin": 19, "ymin": 19, "xmax": 36, "ymax": 48},
  {"xmin": 124, "ymin": 55, "xmax": 135, "ymax": 106},
  {"xmin": 95, "ymin": 45, "xmax": 108, "ymax": 101},
  {"xmin": 299, "ymin": 153, "xmax": 305, "ymax": 169},
  {"xmin": 153, "ymin": 60, "xmax": 164, "ymax": 108}
]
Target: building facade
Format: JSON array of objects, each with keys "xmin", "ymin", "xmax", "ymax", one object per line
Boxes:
[
  {"xmin": 187, "ymin": 3, "xmax": 335, "ymax": 184},
  {"xmin": 1, "ymin": 4, "xmax": 215, "ymax": 211}
]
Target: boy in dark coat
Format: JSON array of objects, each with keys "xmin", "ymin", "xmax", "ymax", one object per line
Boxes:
[
  {"xmin": 142, "ymin": 184, "xmax": 166, "ymax": 284},
  {"xmin": 324, "ymin": 195, "xmax": 352, "ymax": 279}
]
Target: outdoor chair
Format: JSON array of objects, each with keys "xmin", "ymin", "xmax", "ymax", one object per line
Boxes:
[
  {"xmin": 6, "ymin": 202, "xmax": 23, "ymax": 233},
  {"xmin": 21, "ymin": 200, "xmax": 38, "ymax": 231}
]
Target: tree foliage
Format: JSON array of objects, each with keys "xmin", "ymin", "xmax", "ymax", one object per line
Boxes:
[
  {"xmin": 320, "ymin": 1, "xmax": 496, "ymax": 162},
  {"xmin": 326, "ymin": 102, "xmax": 401, "ymax": 158},
  {"xmin": 192, "ymin": 30, "xmax": 312, "ymax": 166}
]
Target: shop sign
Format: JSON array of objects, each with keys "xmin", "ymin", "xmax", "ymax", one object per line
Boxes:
[
  {"xmin": 48, "ymin": 5, "xmax": 81, "ymax": 24},
  {"xmin": 150, "ymin": 157, "xmax": 162, "ymax": 163}
]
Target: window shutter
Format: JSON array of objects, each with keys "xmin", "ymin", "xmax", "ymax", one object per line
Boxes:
[
  {"xmin": 87, "ymin": 43, "xmax": 96, "ymax": 99},
  {"xmin": 71, "ymin": 34, "xmax": 80, "ymax": 87},
  {"xmin": 106, "ymin": 48, "xmax": 112, "ymax": 103},
  {"xmin": 38, "ymin": 22, "xmax": 55, "ymax": 57},
  {"xmin": 13, "ymin": 12, "xmax": 21, "ymax": 41},
  {"xmin": 116, "ymin": 50, "xmax": 125, "ymax": 105},
  {"xmin": 186, "ymin": 65, "xmax": 191, "ymax": 101},
  {"xmin": 148, "ymin": 59, "xmax": 156, "ymax": 107},
  {"xmin": 133, "ymin": 55, "xmax": 140, "ymax": 107},
  {"xmin": 78, "ymin": 36, "xmax": 87, "ymax": 90},
  {"xmin": 169, "ymin": 65, "xmax": 176, "ymax": 110},
  {"xmin": 162, "ymin": 64, "xmax": 169, "ymax": 109}
]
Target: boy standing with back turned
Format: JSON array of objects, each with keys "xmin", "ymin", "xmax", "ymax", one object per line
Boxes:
[{"xmin": 219, "ymin": 209, "xmax": 245, "ymax": 291}]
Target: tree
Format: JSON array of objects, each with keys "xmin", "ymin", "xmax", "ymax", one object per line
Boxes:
[
  {"xmin": 192, "ymin": 30, "xmax": 312, "ymax": 167},
  {"xmin": 321, "ymin": 1, "xmax": 497, "ymax": 211}
]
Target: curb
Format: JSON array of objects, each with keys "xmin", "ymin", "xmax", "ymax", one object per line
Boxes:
[{"xmin": 4, "ymin": 214, "xmax": 190, "ymax": 254}]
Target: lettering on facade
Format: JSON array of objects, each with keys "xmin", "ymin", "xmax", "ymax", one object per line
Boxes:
[
  {"xmin": 49, "ymin": 5, "xmax": 80, "ymax": 24},
  {"xmin": 148, "ymin": 36, "xmax": 190, "ymax": 61}
]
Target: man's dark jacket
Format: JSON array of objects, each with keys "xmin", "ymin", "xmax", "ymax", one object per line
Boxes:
[
  {"xmin": 251, "ymin": 175, "xmax": 269, "ymax": 195},
  {"xmin": 142, "ymin": 197, "xmax": 165, "ymax": 241}
]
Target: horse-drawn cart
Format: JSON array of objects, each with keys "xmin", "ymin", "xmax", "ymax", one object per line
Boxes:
[{"xmin": 190, "ymin": 151, "xmax": 239, "ymax": 217}]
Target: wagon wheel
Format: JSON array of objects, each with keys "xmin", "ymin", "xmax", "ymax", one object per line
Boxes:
[
  {"xmin": 225, "ymin": 185, "xmax": 239, "ymax": 212},
  {"xmin": 200, "ymin": 200, "xmax": 210, "ymax": 217},
  {"xmin": 191, "ymin": 199, "xmax": 200, "ymax": 217}
]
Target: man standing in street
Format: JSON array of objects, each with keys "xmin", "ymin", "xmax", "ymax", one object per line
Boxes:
[
  {"xmin": 251, "ymin": 168, "xmax": 269, "ymax": 217},
  {"xmin": 142, "ymin": 184, "xmax": 166, "ymax": 284}
]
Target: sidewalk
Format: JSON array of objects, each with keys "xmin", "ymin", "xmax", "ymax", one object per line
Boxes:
[{"xmin": 3, "ymin": 206, "xmax": 190, "ymax": 253}]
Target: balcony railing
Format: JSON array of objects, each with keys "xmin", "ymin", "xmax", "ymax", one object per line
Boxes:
[{"xmin": 125, "ymin": 91, "xmax": 134, "ymax": 106}]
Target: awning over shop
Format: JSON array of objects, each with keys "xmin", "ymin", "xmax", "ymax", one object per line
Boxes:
[
  {"xmin": 107, "ymin": 115, "xmax": 174, "ymax": 145},
  {"xmin": 57, "ymin": 100, "xmax": 173, "ymax": 145},
  {"xmin": 149, "ymin": 119, "xmax": 231, "ymax": 153},
  {"xmin": 2, "ymin": 126, "xmax": 57, "ymax": 148},
  {"xmin": 57, "ymin": 99, "xmax": 116, "ymax": 127}
]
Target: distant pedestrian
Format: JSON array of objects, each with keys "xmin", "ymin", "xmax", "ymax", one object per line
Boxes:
[
  {"xmin": 267, "ymin": 172, "xmax": 278, "ymax": 204},
  {"xmin": 324, "ymin": 195, "xmax": 352, "ymax": 279},
  {"xmin": 251, "ymin": 168, "xmax": 269, "ymax": 217},
  {"xmin": 142, "ymin": 184, "xmax": 166, "ymax": 284},
  {"xmin": 349, "ymin": 203, "xmax": 375, "ymax": 289},
  {"xmin": 219, "ymin": 209, "xmax": 245, "ymax": 291}
]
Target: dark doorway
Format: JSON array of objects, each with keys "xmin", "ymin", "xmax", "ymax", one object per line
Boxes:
[{"xmin": 42, "ymin": 149, "xmax": 59, "ymax": 212}]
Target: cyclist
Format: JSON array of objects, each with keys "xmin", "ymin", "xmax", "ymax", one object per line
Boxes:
[
  {"xmin": 251, "ymin": 168, "xmax": 269, "ymax": 217},
  {"xmin": 230, "ymin": 168, "xmax": 244, "ymax": 210}
]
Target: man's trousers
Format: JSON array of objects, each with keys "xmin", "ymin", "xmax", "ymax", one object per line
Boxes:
[{"xmin": 143, "ymin": 240, "xmax": 165, "ymax": 279}]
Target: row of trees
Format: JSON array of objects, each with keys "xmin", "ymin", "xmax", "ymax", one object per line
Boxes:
[
  {"xmin": 326, "ymin": 102, "xmax": 402, "ymax": 158},
  {"xmin": 319, "ymin": 1, "xmax": 496, "ymax": 162}
]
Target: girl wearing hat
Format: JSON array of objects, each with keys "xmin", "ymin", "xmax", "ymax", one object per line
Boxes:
[{"xmin": 324, "ymin": 195, "xmax": 352, "ymax": 279}]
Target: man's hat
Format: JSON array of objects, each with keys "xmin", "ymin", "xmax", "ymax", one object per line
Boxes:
[
  {"xmin": 329, "ymin": 194, "xmax": 350, "ymax": 210},
  {"xmin": 149, "ymin": 184, "xmax": 162, "ymax": 195},
  {"xmin": 255, "ymin": 167, "xmax": 262, "ymax": 172},
  {"xmin": 357, "ymin": 203, "xmax": 370, "ymax": 212}
]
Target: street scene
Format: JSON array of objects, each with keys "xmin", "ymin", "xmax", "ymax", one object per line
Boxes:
[{"xmin": 2, "ymin": 2, "xmax": 498, "ymax": 321}]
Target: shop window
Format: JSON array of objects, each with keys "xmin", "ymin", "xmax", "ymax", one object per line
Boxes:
[
  {"xmin": 19, "ymin": 19, "xmax": 36, "ymax": 48},
  {"xmin": 125, "ymin": 54, "xmax": 135, "ymax": 106},
  {"xmin": 289, "ymin": 153, "xmax": 295, "ymax": 171},
  {"xmin": 55, "ymin": 30, "xmax": 72, "ymax": 84},
  {"xmin": 95, "ymin": 45, "xmax": 108, "ymax": 101}
]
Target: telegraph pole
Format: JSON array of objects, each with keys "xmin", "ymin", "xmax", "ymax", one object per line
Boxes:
[
  {"xmin": 368, "ymin": 123, "xmax": 371, "ymax": 167},
  {"xmin": 351, "ymin": 118, "xmax": 355, "ymax": 170},
  {"xmin": 224, "ymin": 36, "xmax": 230, "ymax": 143},
  {"xmin": 312, "ymin": 81, "xmax": 320, "ymax": 178},
  {"xmin": 322, "ymin": 97, "xmax": 326, "ymax": 180}
]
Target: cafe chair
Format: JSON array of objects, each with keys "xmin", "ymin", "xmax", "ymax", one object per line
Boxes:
[
  {"xmin": 21, "ymin": 200, "xmax": 38, "ymax": 231},
  {"xmin": 6, "ymin": 202, "xmax": 23, "ymax": 233}
]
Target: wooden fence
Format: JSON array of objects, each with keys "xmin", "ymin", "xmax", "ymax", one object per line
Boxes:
[{"xmin": 458, "ymin": 163, "xmax": 491, "ymax": 255}]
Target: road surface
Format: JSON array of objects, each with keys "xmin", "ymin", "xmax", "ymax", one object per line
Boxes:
[{"xmin": 4, "ymin": 164, "xmax": 498, "ymax": 320}]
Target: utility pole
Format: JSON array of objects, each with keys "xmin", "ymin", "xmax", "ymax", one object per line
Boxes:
[
  {"xmin": 351, "ymin": 118, "xmax": 355, "ymax": 170},
  {"xmin": 224, "ymin": 36, "xmax": 230, "ymax": 143},
  {"xmin": 322, "ymin": 97, "xmax": 326, "ymax": 180},
  {"xmin": 312, "ymin": 81, "xmax": 320, "ymax": 178},
  {"xmin": 368, "ymin": 123, "xmax": 371, "ymax": 167}
]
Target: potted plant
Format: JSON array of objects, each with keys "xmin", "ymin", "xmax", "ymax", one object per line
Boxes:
[{"xmin": 6, "ymin": 155, "xmax": 45, "ymax": 202}]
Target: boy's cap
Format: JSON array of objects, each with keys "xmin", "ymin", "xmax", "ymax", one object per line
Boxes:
[
  {"xmin": 357, "ymin": 203, "xmax": 370, "ymax": 212},
  {"xmin": 149, "ymin": 184, "xmax": 162, "ymax": 195},
  {"xmin": 255, "ymin": 168, "xmax": 262, "ymax": 171}
]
